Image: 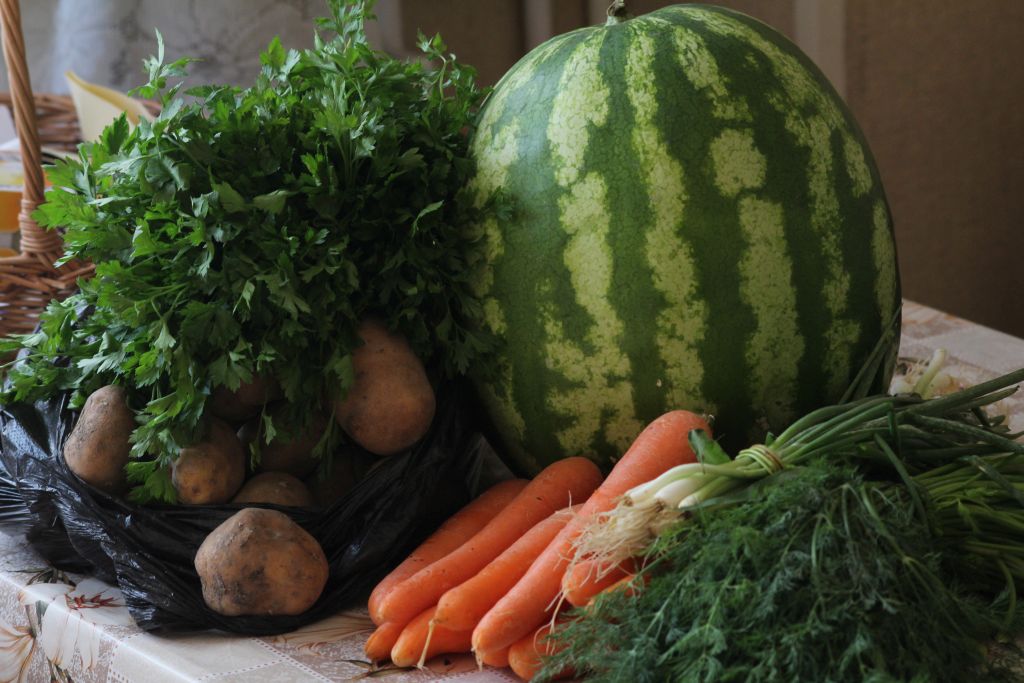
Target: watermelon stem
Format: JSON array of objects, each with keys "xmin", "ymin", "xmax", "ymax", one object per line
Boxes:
[{"xmin": 605, "ymin": 0, "xmax": 631, "ymax": 26}]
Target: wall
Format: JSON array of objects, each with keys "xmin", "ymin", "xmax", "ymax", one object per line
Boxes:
[
  {"xmin": 399, "ymin": 0, "xmax": 795, "ymax": 86},
  {"xmin": 845, "ymin": 0, "xmax": 1024, "ymax": 338}
]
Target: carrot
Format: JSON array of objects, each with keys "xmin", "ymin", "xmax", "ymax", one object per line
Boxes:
[
  {"xmin": 377, "ymin": 457, "xmax": 603, "ymax": 626},
  {"xmin": 575, "ymin": 572, "xmax": 648, "ymax": 617},
  {"xmin": 479, "ymin": 645, "xmax": 511, "ymax": 668},
  {"xmin": 593, "ymin": 572, "xmax": 642, "ymax": 601},
  {"xmin": 507, "ymin": 622, "xmax": 573, "ymax": 681},
  {"xmin": 390, "ymin": 606, "xmax": 472, "ymax": 668},
  {"xmin": 368, "ymin": 478, "xmax": 528, "ymax": 624},
  {"xmin": 364, "ymin": 621, "xmax": 405, "ymax": 662},
  {"xmin": 472, "ymin": 410, "xmax": 710, "ymax": 654},
  {"xmin": 433, "ymin": 505, "xmax": 577, "ymax": 631},
  {"xmin": 561, "ymin": 557, "xmax": 637, "ymax": 608}
]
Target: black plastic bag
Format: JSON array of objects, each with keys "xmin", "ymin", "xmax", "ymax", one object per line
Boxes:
[{"xmin": 0, "ymin": 382, "xmax": 505, "ymax": 634}]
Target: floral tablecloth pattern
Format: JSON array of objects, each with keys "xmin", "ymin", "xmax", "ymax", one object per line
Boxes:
[
  {"xmin": 0, "ymin": 528, "xmax": 518, "ymax": 683},
  {"xmin": 1, "ymin": 300, "xmax": 1022, "ymax": 682}
]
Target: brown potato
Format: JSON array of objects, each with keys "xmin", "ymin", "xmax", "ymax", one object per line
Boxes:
[
  {"xmin": 333, "ymin": 319, "xmax": 436, "ymax": 456},
  {"xmin": 172, "ymin": 418, "xmax": 246, "ymax": 504},
  {"xmin": 208, "ymin": 374, "xmax": 282, "ymax": 422},
  {"xmin": 194, "ymin": 507, "xmax": 328, "ymax": 616},
  {"xmin": 241, "ymin": 407, "xmax": 327, "ymax": 479},
  {"xmin": 232, "ymin": 472, "xmax": 313, "ymax": 508},
  {"xmin": 62, "ymin": 385, "xmax": 134, "ymax": 495}
]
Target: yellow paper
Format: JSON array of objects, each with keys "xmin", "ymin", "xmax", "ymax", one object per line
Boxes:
[
  {"xmin": 0, "ymin": 159, "xmax": 23, "ymax": 233},
  {"xmin": 65, "ymin": 71, "xmax": 154, "ymax": 142}
]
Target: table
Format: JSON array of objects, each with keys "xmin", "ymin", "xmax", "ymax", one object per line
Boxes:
[{"xmin": 2, "ymin": 300, "xmax": 1023, "ymax": 682}]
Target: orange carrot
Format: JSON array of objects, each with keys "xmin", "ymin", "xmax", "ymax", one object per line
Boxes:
[
  {"xmin": 593, "ymin": 573, "xmax": 642, "ymax": 601},
  {"xmin": 390, "ymin": 606, "xmax": 472, "ymax": 668},
  {"xmin": 561, "ymin": 557, "xmax": 637, "ymax": 608},
  {"xmin": 479, "ymin": 645, "xmax": 511, "ymax": 668},
  {"xmin": 433, "ymin": 505, "xmax": 577, "ymax": 631},
  {"xmin": 507, "ymin": 622, "xmax": 573, "ymax": 681},
  {"xmin": 378, "ymin": 457, "xmax": 603, "ymax": 626},
  {"xmin": 368, "ymin": 478, "xmax": 528, "ymax": 624},
  {"xmin": 472, "ymin": 410, "xmax": 710, "ymax": 654},
  {"xmin": 364, "ymin": 621, "xmax": 405, "ymax": 662}
]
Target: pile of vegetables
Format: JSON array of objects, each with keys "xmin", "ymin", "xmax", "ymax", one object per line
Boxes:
[
  {"xmin": 0, "ymin": 0, "xmax": 504, "ymax": 622},
  {"xmin": 542, "ymin": 363, "xmax": 1024, "ymax": 682},
  {"xmin": 0, "ymin": 0, "xmax": 495, "ymax": 504},
  {"xmin": 361, "ymin": 358, "xmax": 1024, "ymax": 681}
]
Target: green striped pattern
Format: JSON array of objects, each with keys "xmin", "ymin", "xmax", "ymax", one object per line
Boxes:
[{"xmin": 469, "ymin": 5, "xmax": 900, "ymax": 473}]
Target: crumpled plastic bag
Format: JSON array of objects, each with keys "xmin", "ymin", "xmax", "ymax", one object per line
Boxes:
[{"xmin": 0, "ymin": 381, "xmax": 505, "ymax": 634}]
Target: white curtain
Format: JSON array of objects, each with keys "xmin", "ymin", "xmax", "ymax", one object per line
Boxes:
[{"xmin": 1, "ymin": 0, "xmax": 405, "ymax": 96}]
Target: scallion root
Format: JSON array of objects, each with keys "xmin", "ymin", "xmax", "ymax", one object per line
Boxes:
[{"xmin": 571, "ymin": 498, "xmax": 670, "ymax": 574}]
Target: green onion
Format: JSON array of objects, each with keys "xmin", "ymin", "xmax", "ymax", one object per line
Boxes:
[{"xmin": 572, "ymin": 361, "xmax": 1024, "ymax": 581}]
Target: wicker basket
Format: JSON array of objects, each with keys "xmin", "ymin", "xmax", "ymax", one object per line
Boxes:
[
  {"xmin": 0, "ymin": 92, "xmax": 81, "ymax": 153},
  {"xmin": 0, "ymin": 94, "xmax": 92, "ymax": 339},
  {"xmin": 0, "ymin": 0, "xmax": 88, "ymax": 339},
  {"xmin": 0, "ymin": 4, "xmax": 161, "ymax": 342}
]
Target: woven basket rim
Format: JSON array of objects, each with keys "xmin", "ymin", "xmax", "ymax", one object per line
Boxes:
[{"xmin": 0, "ymin": 90, "xmax": 83, "ymax": 337}]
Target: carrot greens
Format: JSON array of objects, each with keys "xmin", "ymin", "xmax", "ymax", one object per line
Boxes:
[
  {"xmin": 545, "ymin": 461, "xmax": 1024, "ymax": 683},
  {"xmin": 546, "ymin": 364, "xmax": 1024, "ymax": 682}
]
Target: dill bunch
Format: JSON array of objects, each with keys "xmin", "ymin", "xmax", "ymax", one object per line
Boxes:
[{"xmin": 541, "ymin": 460, "xmax": 1023, "ymax": 683}]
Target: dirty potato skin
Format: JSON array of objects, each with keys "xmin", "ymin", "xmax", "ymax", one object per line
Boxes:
[
  {"xmin": 232, "ymin": 472, "xmax": 314, "ymax": 508},
  {"xmin": 194, "ymin": 507, "xmax": 328, "ymax": 616},
  {"xmin": 333, "ymin": 318, "xmax": 436, "ymax": 456},
  {"xmin": 62, "ymin": 385, "xmax": 135, "ymax": 495},
  {"xmin": 208, "ymin": 374, "xmax": 282, "ymax": 422},
  {"xmin": 172, "ymin": 418, "xmax": 246, "ymax": 504}
]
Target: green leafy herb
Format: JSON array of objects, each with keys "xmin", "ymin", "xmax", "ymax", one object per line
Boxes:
[
  {"xmin": 544, "ymin": 460, "xmax": 1024, "ymax": 683},
  {"xmin": 546, "ymin": 366, "xmax": 1024, "ymax": 682},
  {"xmin": 1, "ymin": 0, "xmax": 498, "ymax": 501}
]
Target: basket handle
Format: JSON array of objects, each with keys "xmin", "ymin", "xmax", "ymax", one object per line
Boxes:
[{"xmin": 0, "ymin": 0, "xmax": 64, "ymax": 255}]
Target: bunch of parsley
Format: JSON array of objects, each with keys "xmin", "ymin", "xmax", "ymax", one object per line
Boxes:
[{"xmin": 0, "ymin": 0, "xmax": 498, "ymax": 502}]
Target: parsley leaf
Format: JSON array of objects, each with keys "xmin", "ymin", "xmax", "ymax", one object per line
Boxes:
[{"xmin": 2, "ymin": 0, "xmax": 499, "ymax": 502}]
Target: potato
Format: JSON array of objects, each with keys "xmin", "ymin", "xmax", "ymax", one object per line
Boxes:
[
  {"xmin": 172, "ymin": 417, "xmax": 246, "ymax": 504},
  {"xmin": 232, "ymin": 472, "xmax": 313, "ymax": 508},
  {"xmin": 240, "ymin": 407, "xmax": 326, "ymax": 479},
  {"xmin": 208, "ymin": 374, "xmax": 281, "ymax": 422},
  {"xmin": 333, "ymin": 318, "xmax": 436, "ymax": 456},
  {"xmin": 62, "ymin": 385, "xmax": 134, "ymax": 495},
  {"xmin": 194, "ymin": 507, "xmax": 328, "ymax": 616}
]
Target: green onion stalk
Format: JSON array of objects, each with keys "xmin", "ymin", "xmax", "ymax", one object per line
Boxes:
[
  {"xmin": 573, "ymin": 354, "xmax": 1024, "ymax": 577},
  {"xmin": 921, "ymin": 453, "xmax": 1024, "ymax": 596}
]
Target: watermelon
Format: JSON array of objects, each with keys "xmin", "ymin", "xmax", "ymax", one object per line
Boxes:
[{"xmin": 467, "ymin": 4, "xmax": 900, "ymax": 474}]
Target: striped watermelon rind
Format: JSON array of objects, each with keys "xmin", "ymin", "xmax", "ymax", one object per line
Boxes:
[{"xmin": 468, "ymin": 5, "xmax": 900, "ymax": 474}]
